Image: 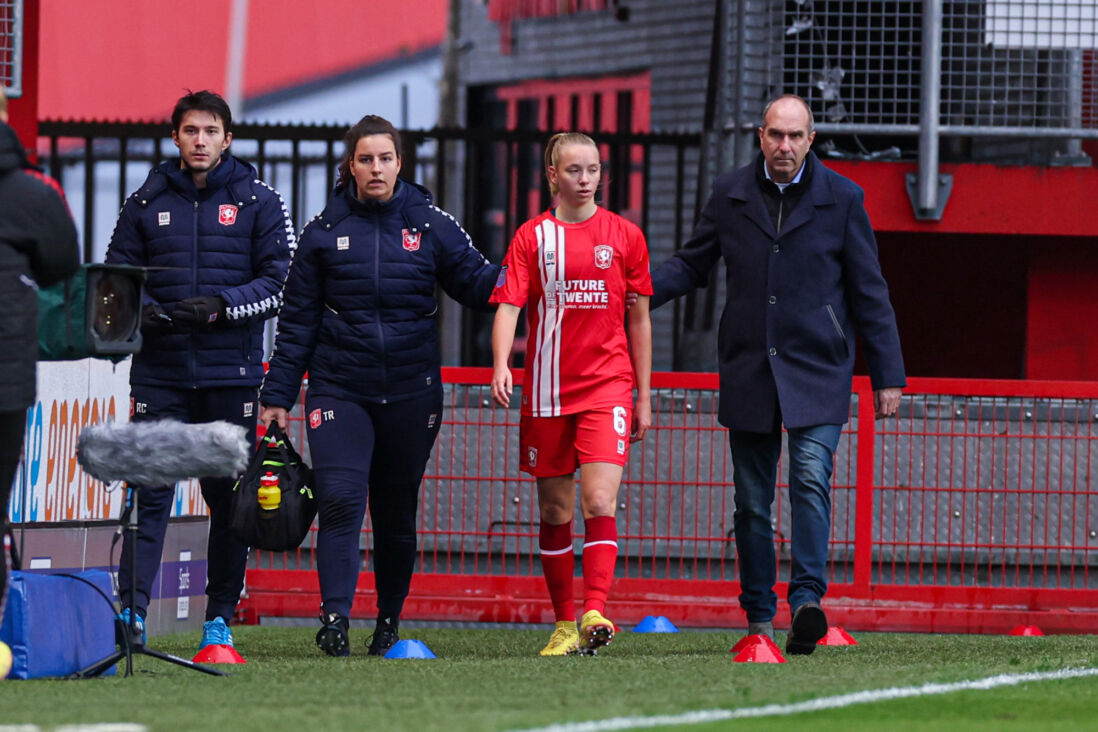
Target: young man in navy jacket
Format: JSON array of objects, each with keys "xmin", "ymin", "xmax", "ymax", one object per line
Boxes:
[
  {"xmin": 105, "ymin": 90, "xmax": 294, "ymax": 655},
  {"xmin": 651, "ymin": 94, "xmax": 905, "ymax": 655}
]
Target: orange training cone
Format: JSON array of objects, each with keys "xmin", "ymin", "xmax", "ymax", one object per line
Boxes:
[
  {"xmin": 817, "ymin": 626, "xmax": 858, "ymax": 646},
  {"xmin": 733, "ymin": 638, "xmax": 786, "ymax": 663},
  {"xmin": 1008, "ymin": 625, "xmax": 1044, "ymax": 636},
  {"xmin": 192, "ymin": 645, "xmax": 247, "ymax": 664}
]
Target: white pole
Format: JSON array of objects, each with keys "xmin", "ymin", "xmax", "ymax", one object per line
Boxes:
[{"xmin": 225, "ymin": 0, "xmax": 249, "ymax": 115}]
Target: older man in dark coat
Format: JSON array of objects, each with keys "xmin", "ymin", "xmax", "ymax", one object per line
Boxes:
[{"xmin": 651, "ymin": 94, "xmax": 905, "ymax": 655}]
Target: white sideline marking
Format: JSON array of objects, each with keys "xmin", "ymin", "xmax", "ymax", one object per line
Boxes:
[
  {"xmin": 516, "ymin": 667, "xmax": 1098, "ymax": 732},
  {"xmin": 0, "ymin": 726, "xmax": 146, "ymax": 732}
]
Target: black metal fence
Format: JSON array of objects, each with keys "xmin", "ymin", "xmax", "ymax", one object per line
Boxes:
[{"xmin": 37, "ymin": 120, "xmax": 702, "ymax": 367}]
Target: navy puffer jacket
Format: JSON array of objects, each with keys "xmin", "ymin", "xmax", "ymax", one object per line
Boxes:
[
  {"xmin": 260, "ymin": 180, "xmax": 498, "ymax": 408},
  {"xmin": 106, "ymin": 155, "xmax": 294, "ymax": 388}
]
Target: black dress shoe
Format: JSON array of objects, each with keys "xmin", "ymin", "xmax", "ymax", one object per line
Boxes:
[{"xmin": 785, "ymin": 602, "xmax": 828, "ymax": 655}]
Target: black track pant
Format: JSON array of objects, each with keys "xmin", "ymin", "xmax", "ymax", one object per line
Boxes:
[
  {"xmin": 0, "ymin": 408, "xmax": 25, "ymax": 625},
  {"xmin": 306, "ymin": 387, "xmax": 443, "ymax": 620},
  {"xmin": 117, "ymin": 384, "xmax": 258, "ymax": 622}
]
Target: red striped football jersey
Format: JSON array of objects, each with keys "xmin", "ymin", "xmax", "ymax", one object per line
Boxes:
[{"xmin": 491, "ymin": 207, "xmax": 653, "ymax": 417}]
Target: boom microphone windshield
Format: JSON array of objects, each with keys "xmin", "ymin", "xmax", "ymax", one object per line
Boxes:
[{"xmin": 77, "ymin": 419, "xmax": 250, "ymax": 486}]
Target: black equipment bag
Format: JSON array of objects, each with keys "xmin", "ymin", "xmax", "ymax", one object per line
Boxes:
[{"xmin": 230, "ymin": 422, "xmax": 316, "ymax": 551}]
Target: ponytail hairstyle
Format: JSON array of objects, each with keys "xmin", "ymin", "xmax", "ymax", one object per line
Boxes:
[
  {"xmin": 336, "ymin": 114, "xmax": 403, "ymax": 189},
  {"xmin": 543, "ymin": 132, "xmax": 598, "ymax": 196}
]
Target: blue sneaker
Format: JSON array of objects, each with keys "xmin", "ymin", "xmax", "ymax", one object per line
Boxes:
[
  {"xmin": 199, "ymin": 617, "xmax": 234, "ymax": 649},
  {"xmin": 117, "ymin": 608, "xmax": 146, "ymax": 645}
]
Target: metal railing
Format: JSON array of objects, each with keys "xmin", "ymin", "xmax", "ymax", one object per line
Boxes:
[
  {"xmin": 37, "ymin": 121, "xmax": 699, "ymax": 260},
  {"xmin": 741, "ymin": 0, "xmax": 1098, "ymax": 218},
  {"xmin": 242, "ymin": 370, "xmax": 1098, "ymax": 633},
  {"xmin": 774, "ymin": 0, "xmax": 1097, "ymax": 138},
  {"xmin": 37, "ymin": 120, "xmax": 701, "ymax": 366},
  {"xmin": 0, "ymin": 0, "xmax": 22, "ymax": 97}
]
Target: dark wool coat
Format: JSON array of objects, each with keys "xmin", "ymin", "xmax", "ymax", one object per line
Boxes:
[
  {"xmin": 260, "ymin": 180, "xmax": 499, "ymax": 409},
  {"xmin": 0, "ymin": 122, "xmax": 80, "ymax": 411},
  {"xmin": 105, "ymin": 155, "xmax": 294, "ymax": 388},
  {"xmin": 652, "ymin": 152, "xmax": 905, "ymax": 431}
]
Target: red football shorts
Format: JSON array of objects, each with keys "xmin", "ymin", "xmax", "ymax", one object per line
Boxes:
[{"xmin": 519, "ymin": 406, "xmax": 633, "ymax": 477}]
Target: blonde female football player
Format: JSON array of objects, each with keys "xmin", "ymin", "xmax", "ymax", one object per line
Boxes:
[{"xmin": 490, "ymin": 132, "xmax": 653, "ymax": 655}]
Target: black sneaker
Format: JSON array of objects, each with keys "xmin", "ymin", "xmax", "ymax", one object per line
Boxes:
[
  {"xmin": 316, "ymin": 612, "xmax": 350, "ymax": 657},
  {"xmin": 785, "ymin": 602, "xmax": 828, "ymax": 655},
  {"xmin": 366, "ymin": 617, "xmax": 400, "ymax": 656}
]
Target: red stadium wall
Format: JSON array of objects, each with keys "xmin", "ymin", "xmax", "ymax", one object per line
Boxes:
[
  {"xmin": 828, "ymin": 160, "xmax": 1098, "ymax": 238},
  {"xmin": 36, "ymin": 0, "xmax": 447, "ymax": 122},
  {"xmin": 832, "ymin": 161, "xmax": 1098, "ymax": 381},
  {"xmin": 1026, "ymin": 241, "xmax": 1098, "ymax": 380},
  {"xmin": 875, "ymin": 231, "xmax": 1028, "ymax": 380}
]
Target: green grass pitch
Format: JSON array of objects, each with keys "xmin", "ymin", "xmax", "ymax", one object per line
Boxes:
[{"xmin": 1, "ymin": 626, "xmax": 1097, "ymax": 731}]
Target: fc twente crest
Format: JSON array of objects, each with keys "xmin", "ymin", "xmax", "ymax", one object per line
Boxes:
[
  {"xmin": 218, "ymin": 204, "xmax": 238, "ymax": 226},
  {"xmin": 402, "ymin": 229, "xmax": 422, "ymax": 252},
  {"xmin": 594, "ymin": 244, "xmax": 613, "ymax": 269}
]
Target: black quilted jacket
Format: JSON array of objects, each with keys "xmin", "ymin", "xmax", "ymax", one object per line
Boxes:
[
  {"xmin": 0, "ymin": 122, "xmax": 80, "ymax": 411},
  {"xmin": 260, "ymin": 180, "xmax": 498, "ymax": 408},
  {"xmin": 105, "ymin": 155, "xmax": 294, "ymax": 388}
]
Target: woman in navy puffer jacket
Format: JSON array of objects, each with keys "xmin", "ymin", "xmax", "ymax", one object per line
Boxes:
[{"xmin": 260, "ymin": 115, "xmax": 499, "ymax": 657}]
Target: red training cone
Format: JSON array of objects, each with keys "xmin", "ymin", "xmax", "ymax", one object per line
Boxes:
[
  {"xmin": 733, "ymin": 639, "xmax": 786, "ymax": 663},
  {"xmin": 730, "ymin": 633, "xmax": 781, "ymax": 654},
  {"xmin": 817, "ymin": 626, "xmax": 858, "ymax": 646},
  {"xmin": 192, "ymin": 645, "xmax": 247, "ymax": 664},
  {"xmin": 1008, "ymin": 625, "xmax": 1044, "ymax": 636}
]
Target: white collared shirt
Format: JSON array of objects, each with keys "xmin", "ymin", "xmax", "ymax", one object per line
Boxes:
[{"xmin": 763, "ymin": 160, "xmax": 806, "ymax": 192}]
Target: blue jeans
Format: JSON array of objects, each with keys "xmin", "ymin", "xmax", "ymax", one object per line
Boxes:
[{"xmin": 728, "ymin": 424, "xmax": 842, "ymax": 622}]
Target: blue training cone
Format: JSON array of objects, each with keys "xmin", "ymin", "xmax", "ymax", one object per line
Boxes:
[
  {"xmin": 384, "ymin": 639, "xmax": 437, "ymax": 659},
  {"xmin": 632, "ymin": 615, "xmax": 680, "ymax": 633}
]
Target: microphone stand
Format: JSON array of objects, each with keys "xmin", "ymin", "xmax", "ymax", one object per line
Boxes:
[{"xmin": 73, "ymin": 484, "xmax": 226, "ymax": 678}]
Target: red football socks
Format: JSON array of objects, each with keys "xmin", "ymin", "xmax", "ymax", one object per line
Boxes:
[
  {"xmin": 581, "ymin": 515, "xmax": 618, "ymax": 615},
  {"xmin": 539, "ymin": 520, "xmax": 575, "ymax": 622}
]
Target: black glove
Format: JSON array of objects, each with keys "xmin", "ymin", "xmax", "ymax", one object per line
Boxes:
[
  {"xmin": 170, "ymin": 296, "xmax": 226, "ymax": 329},
  {"xmin": 141, "ymin": 303, "xmax": 174, "ymax": 335}
]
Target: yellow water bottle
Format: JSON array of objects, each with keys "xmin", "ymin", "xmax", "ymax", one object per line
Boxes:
[{"xmin": 258, "ymin": 471, "xmax": 281, "ymax": 513}]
